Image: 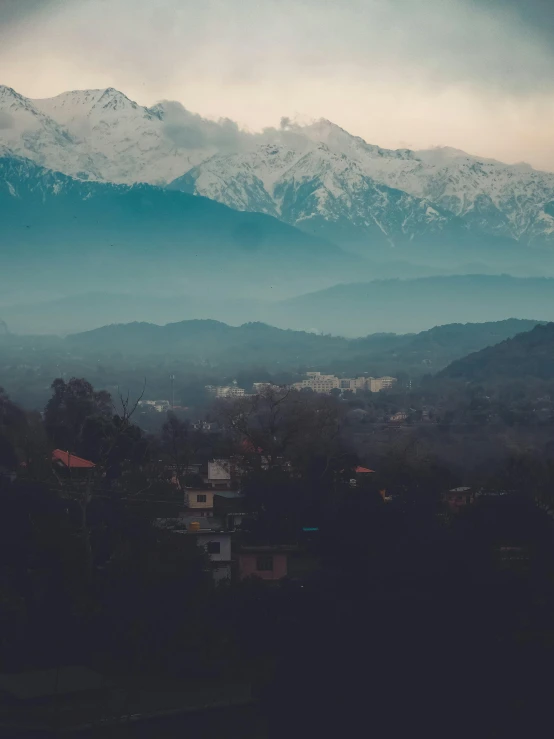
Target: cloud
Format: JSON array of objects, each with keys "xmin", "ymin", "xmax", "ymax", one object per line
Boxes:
[
  {"xmin": 159, "ymin": 102, "xmax": 246, "ymax": 151},
  {"xmin": 4, "ymin": 0, "xmax": 554, "ymax": 94},
  {"xmin": 2, "ymin": 0, "xmax": 554, "ymax": 169},
  {"xmin": 0, "ymin": 0, "xmax": 68, "ymax": 40}
]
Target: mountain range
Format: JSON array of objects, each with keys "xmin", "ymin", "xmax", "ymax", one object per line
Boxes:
[
  {"xmin": 0, "ymin": 317, "xmax": 541, "ymax": 374},
  {"xmin": 2, "ymin": 84, "xmax": 554, "ymax": 258},
  {"xmin": 61, "ymin": 318, "xmax": 541, "ymax": 372},
  {"xmin": 2, "ymin": 274, "xmax": 553, "ymax": 337}
]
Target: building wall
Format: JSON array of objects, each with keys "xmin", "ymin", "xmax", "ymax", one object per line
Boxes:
[
  {"xmin": 370, "ymin": 376, "xmax": 397, "ymax": 392},
  {"xmin": 238, "ymin": 553, "xmax": 288, "ymax": 581},
  {"xmin": 208, "ymin": 460, "xmax": 231, "ymax": 487},
  {"xmin": 196, "ymin": 533, "xmax": 232, "ymax": 562},
  {"xmin": 185, "ymin": 490, "xmax": 215, "ymax": 510}
]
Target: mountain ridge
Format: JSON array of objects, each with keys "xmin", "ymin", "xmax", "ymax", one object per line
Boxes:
[
  {"xmin": 3, "ymin": 85, "xmax": 554, "ymax": 253},
  {"xmin": 0, "ymin": 152, "xmax": 359, "ymax": 308}
]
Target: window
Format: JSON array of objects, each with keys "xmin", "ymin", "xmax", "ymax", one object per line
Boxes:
[
  {"xmin": 207, "ymin": 541, "xmax": 220, "ymax": 554},
  {"xmin": 196, "ymin": 494, "xmax": 207, "ymax": 503},
  {"xmin": 256, "ymin": 555, "xmax": 274, "ymax": 571}
]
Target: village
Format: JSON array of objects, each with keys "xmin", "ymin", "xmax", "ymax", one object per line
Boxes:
[{"xmin": 48, "ymin": 445, "xmax": 518, "ymax": 587}]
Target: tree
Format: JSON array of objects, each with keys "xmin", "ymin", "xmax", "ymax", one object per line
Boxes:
[{"xmin": 44, "ymin": 378, "xmax": 112, "ymax": 454}]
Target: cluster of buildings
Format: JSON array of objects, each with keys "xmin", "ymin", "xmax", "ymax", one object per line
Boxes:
[
  {"xmin": 156, "ymin": 458, "xmax": 310, "ymax": 584},
  {"xmin": 292, "ymin": 372, "xmax": 397, "ymax": 394},
  {"xmin": 205, "ymin": 383, "xmax": 246, "ymax": 398},
  {"xmin": 205, "ymin": 382, "xmax": 280, "ymax": 399},
  {"xmin": 206, "ymin": 374, "xmax": 397, "ymax": 400}
]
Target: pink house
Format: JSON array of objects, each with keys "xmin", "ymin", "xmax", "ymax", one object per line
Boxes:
[{"xmin": 236, "ymin": 546, "xmax": 295, "ymax": 581}]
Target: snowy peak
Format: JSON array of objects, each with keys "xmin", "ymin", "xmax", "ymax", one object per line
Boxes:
[
  {"xmin": 0, "ymin": 85, "xmax": 58, "ymax": 130},
  {"xmin": 33, "ymin": 87, "xmax": 150, "ymax": 124},
  {"xmin": 3, "ymin": 83, "xmax": 554, "ymax": 250}
]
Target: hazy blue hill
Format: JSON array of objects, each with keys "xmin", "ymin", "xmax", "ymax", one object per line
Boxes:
[
  {"xmin": 0, "ymin": 154, "xmax": 359, "ymax": 303},
  {"xmin": 439, "ymin": 322, "xmax": 554, "ymax": 382},
  {"xmin": 64, "ymin": 319, "xmax": 352, "ymax": 360},
  {"xmin": 0, "ymin": 317, "xmax": 544, "ymax": 409},
  {"xmin": 60, "ymin": 317, "xmax": 541, "ymax": 372},
  {"xmin": 274, "ymin": 275, "xmax": 554, "ymax": 335}
]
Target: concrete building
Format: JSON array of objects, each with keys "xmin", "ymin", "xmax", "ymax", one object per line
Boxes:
[
  {"xmin": 369, "ymin": 376, "xmax": 397, "ymax": 392},
  {"xmin": 157, "ymin": 516, "xmax": 232, "ymax": 582},
  {"xmin": 184, "ymin": 489, "xmax": 215, "ymax": 516},
  {"xmin": 292, "ymin": 372, "xmax": 397, "ymax": 395},
  {"xmin": 206, "ymin": 459, "xmax": 232, "ymax": 489},
  {"xmin": 206, "ymin": 385, "xmax": 246, "ymax": 398}
]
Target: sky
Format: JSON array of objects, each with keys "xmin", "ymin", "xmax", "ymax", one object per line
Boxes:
[{"xmin": 2, "ymin": 0, "xmax": 554, "ymax": 168}]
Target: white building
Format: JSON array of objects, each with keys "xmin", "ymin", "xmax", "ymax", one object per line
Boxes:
[
  {"xmin": 206, "ymin": 459, "xmax": 232, "ymax": 488},
  {"xmin": 156, "ymin": 517, "xmax": 232, "ymax": 582},
  {"xmin": 207, "ymin": 385, "xmax": 246, "ymax": 398}
]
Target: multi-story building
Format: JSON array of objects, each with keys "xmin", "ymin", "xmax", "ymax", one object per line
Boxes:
[
  {"xmin": 292, "ymin": 372, "xmax": 396, "ymax": 395},
  {"xmin": 206, "ymin": 384, "xmax": 246, "ymax": 398},
  {"xmin": 369, "ymin": 376, "xmax": 397, "ymax": 392}
]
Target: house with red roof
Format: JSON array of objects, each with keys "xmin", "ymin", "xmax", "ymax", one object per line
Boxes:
[{"xmin": 52, "ymin": 449, "xmax": 95, "ymax": 477}]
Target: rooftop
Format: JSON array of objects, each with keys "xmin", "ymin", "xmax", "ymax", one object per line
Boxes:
[{"xmin": 52, "ymin": 449, "xmax": 95, "ymax": 469}]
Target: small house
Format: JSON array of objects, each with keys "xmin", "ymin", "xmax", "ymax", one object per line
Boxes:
[
  {"xmin": 52, "ymin": 449, "xmax": 95, "ymax": 478},
  {"xmin": 184, "ymin": 488, "xmax": 215, "ymax": 516},
  {"xmin": 157, "ymin": 516, "xmax": 232, "ymax": 582},
  {"xmin": 236, "ymin": 545, "xmax": 297, "ymax": 581}
]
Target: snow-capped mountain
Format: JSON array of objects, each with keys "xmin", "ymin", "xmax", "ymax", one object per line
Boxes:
[
  {"xmin": 169, "ymin": 142, "xmax": 455, "ymax": 248},
  {"xmin": 3, "ymin": 84, "xmax": 554, "ymax": 249},
  {"xmin": 32, "ymin": 87, "xmax": 214, "ymax": 184},
  {"xmin": 0, "ymin": 85, "xmax": 99, "ymax": 178},
  {"xmin": 171, "ymin": 120, "xmax": 554, "ymax": 248},
  {"xmin": 0, "ymin": 85, "xmax": 212, "ymax": 184}
]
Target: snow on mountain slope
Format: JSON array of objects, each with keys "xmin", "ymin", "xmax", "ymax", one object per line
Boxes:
[
  {"xmin": 172, "ymin": 120, "xmax": 554, "ymax": 247},
  {"xmin": 31, "ymin": 88, "xmax": 212, "ymax": 184},
  {"xmin": 0, "ymin": 86, "xmax": 211, "ymax": 184},
  {"xmin": 3, "ymin": 84, "xmax": 554, "ymax": 248},
  {"xmin": 0, "ymin": 85, "xmax": 99, "ymax": 178},
  {"xmin": 170, "ymin": 141, "xmax": 454, "ymax": 248}
]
